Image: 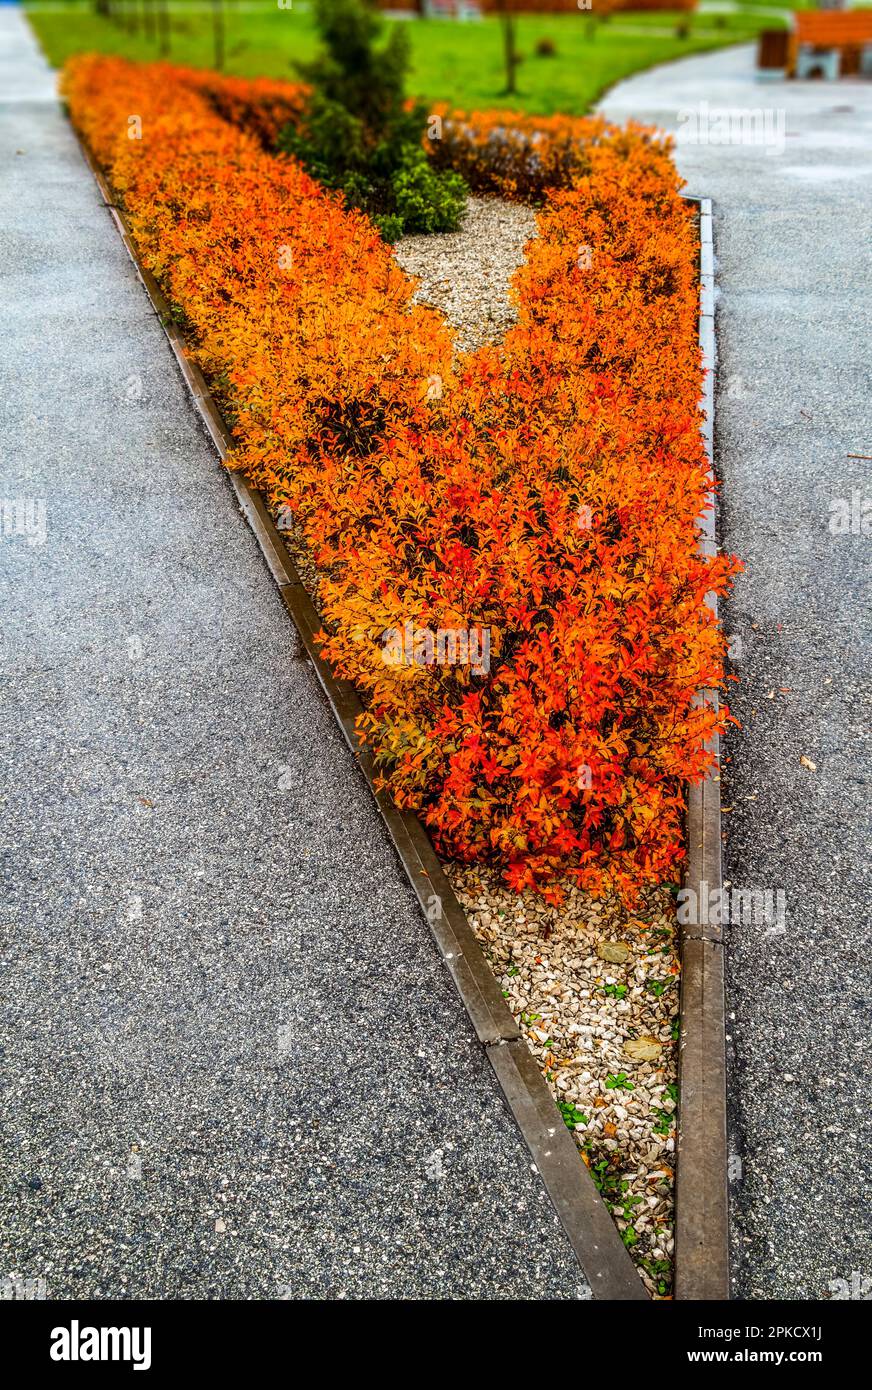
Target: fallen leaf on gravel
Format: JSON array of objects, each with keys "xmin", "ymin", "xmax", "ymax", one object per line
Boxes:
[
  {"xmin": 596, "ymin": 941, "xmax": 632, "ymax": 964},
  {"xmin": 800, "ymin": 756, "xmax": 817, "ymax": 771},
  {"xmin": 624, "ymin": 1037, "xmax": 663, "ymax": 1061}
]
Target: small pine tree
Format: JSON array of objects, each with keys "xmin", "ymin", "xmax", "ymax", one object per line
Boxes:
[
  {"xmin": 298, "ymin": 0, "xmax": 409, "ymax": 137},
  {"xmin": 278, "ymin": 0, "xmax": 466, "ymax": 241}
]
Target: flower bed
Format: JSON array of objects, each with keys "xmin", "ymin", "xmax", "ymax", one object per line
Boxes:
[
  {"xmin": 64, "ymin": 55, "xmax": 737, "ymax": 1294},
  {"xmin": 64, "ymin": 54, "xmax": 736, "ymax": 912}
]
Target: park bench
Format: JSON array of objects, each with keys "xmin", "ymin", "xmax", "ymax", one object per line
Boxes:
[{"xmin": 787, "ymin": 10, "xmax": 872, "ymax": 79}]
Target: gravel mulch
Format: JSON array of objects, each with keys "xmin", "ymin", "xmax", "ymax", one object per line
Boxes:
[
  {"xmin": 394, "ymin": 195, "xmax": 537, "ymax": 354},
  {"xmin": 276, "ymin": 506, "xmax": 321, "ymax": 607},
  {"xmin": 448, "ymin": 865, "xmax": 680, "ymax": 1299}
]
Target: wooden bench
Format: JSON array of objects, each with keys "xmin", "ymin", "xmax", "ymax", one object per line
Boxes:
[{"xmin": 788, "ymin": 10, "xmax": 872, "ymax": 78}]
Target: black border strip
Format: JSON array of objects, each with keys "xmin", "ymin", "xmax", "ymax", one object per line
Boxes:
[
  {"xmin": 674, "ymin": 195, "xmax": 730, "ymax": 1301},
  {"xmin": 75, "ymin": 133, "xmax": 649, "ymax": 1302}
]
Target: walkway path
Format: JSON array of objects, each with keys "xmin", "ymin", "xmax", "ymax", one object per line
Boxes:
[
  {"xmin": 0, "ymin": 9, "xmax": 587, "ymax": 1300},
  {"xmin": 601, "ymin": 46, "xmax": 872, "ymax": 1299}
]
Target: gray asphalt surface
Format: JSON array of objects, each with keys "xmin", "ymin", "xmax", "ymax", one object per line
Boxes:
[
  {"xmin": 601, "ymin": 46, "xmax": 872, "ymax": 1300},
  {"xmin": 0, "ymin": 11, "xmax": 590, "ymax": 1300}
]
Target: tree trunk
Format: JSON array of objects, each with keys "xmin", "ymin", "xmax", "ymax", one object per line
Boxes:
[
  {"xmin": 496, "ymin": 0, "xmax": 518, "ymax": 96},
  {"xmin": 156, "ymin": 0, "xmax": 171, "ymax": 56},
  {"xmin": 143, "ymin": 0, "xmax": 157, "ymax": 44},
  {"xmin": 212, "ymin": 0, "xmax": 225, "ymax": 71}
]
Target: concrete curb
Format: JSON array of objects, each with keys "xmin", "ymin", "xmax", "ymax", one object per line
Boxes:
[
  {"xmin": 74, "ymin": 132, "xmax": 649, "ymax": 1302},
  {"xmin": 674, "ymin": 195, "xmax": 730, "ymax": 1301}
]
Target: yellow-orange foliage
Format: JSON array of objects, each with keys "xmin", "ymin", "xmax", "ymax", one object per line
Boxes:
[{"xmin": 63, "ymin": 55, "xmax": 739, "ymax": 902}]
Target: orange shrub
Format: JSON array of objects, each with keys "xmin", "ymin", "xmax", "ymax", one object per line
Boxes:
[
  {"xmin": 63, "ymin": 54, "xmax": 738, "ymax": 903},
  {"xmin": 426, "ymin": 106, "xmax": 664, "ymax": 201},
  {"xmin": 172, "ymin": 67, "xmax": 311, "ymax": 147}
]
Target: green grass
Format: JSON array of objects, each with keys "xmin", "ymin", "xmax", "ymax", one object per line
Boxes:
[{"xmin": 25, "ymin": 1, "xmax": 785, "ymax": 117}]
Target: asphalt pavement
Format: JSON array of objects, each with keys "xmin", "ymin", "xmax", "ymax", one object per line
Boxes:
[
  {"xmin": 0, "ymin": 8, "xmax": 588, "ymax": 1301},
  {"xmin": 601, "ymin": 44, "xmax": 872, "ymax": 1300}
]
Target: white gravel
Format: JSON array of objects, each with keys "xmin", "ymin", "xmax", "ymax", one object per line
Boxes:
[
  {"xmin": 394, "ymin": 195, "xmax": 537, "ymax": 354},
  {"xmin": 449, "ymin": 866, "xmax": 680, "ymax": 1299}
]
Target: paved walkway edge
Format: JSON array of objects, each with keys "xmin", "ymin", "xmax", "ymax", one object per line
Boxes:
[
  {"xmin": 72, "ymin": 131, "xmax": 649, "ymax": 1302},
  {"xmin": 674, "ymin": 196, "xmax": 730, "ymax": 1302}
]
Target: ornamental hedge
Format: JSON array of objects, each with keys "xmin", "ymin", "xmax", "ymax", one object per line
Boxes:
[
  {"xmin": 64, "ymin": 55, "xmax": 738, "ymax": 904},
  {"xmin": 425, "ymin": 106, "xmax": 652, "ymax": 202}
]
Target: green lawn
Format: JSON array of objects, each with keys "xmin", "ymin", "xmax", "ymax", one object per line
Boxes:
[{"xmin": 25, "ymin": 1, "xmax": 785, "ymax": 117}]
